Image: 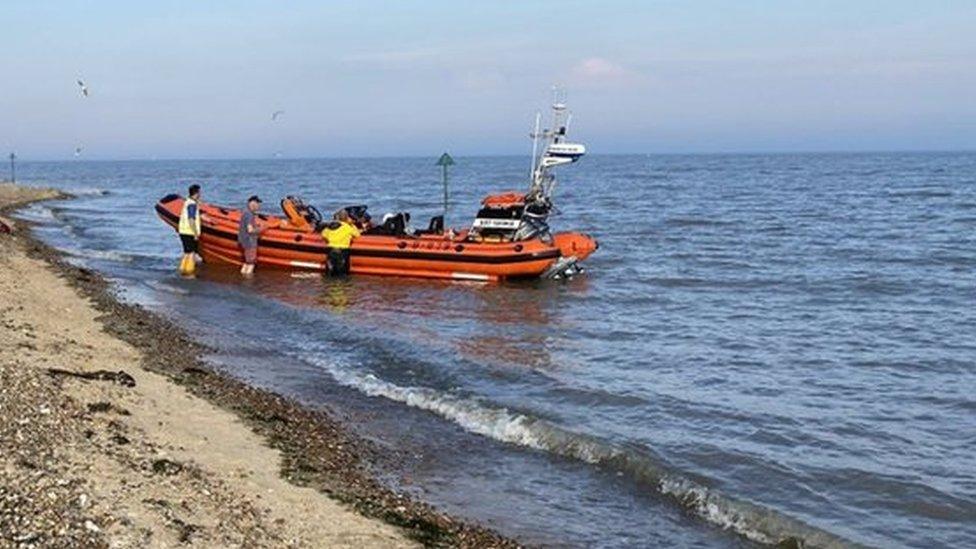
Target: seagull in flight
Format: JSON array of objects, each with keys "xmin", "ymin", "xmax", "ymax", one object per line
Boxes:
[
  {"xmin": 271, "ymin": 110, "xmax": 285, "ymax": 121},
  {"xmin": 77, "ymin": 79, "xmax": 89, "ymax": 97}
]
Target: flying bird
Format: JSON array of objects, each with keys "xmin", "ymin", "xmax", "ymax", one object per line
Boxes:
[
  {"xmin": 271, "ymin": 110, "xmax": 285, "ymax": 121},
  {"xmin": 76, "ymin": 79, "xmax": 89, "ymax": 97}
]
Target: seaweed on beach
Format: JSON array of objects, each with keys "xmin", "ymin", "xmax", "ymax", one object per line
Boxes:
[{"xmin": 47, "ymin": 368, "xmax": 137, "ymax": 387}]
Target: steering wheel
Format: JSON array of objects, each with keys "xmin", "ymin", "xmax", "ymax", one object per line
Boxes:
[{"xmin": 307, "ymin": 204, "xmax": 323, "ymax": 225}]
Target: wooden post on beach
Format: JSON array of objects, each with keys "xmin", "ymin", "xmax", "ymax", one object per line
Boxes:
[{"xmin": 8, "ymin": 153, "xmax": 14, "ymax": 184}]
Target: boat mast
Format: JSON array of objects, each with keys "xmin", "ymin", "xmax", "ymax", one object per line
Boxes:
[
  {"xmin": 529, "ymin": 112, "xmax": 541, "ymax": 183},
  {"xmin": 526, "ymin": 89, "xmax": 584, "ymax": 203}
]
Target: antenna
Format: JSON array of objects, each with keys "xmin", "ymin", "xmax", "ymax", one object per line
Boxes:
[
  {"xmin": 525, "ymin": 87, "xmax": 585, "ymax": 200},
  {"xmin": 551, "ymin": 85, "xmax": 566, "ymax": 109},
  {"xmin": 529, "ymin": 112, "xmax": 541, "ymax": 182}
]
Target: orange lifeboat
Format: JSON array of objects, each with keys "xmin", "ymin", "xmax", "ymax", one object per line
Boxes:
[
  {"xmin": 155, "ymin": 195, "xmax": 597, "ymax": 282},
  {"xmin": 156, "ymin": 96, "xmax": 598, "ymax": 281}
]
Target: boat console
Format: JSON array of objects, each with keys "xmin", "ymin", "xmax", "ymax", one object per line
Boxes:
[{"xmin": 468, "ymin": 93, "xmax": 584, "ymax": 247}]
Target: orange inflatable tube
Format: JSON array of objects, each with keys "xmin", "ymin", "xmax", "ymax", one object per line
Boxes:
[{"xmin": 156, "ymin": 194, "xmax": 597, "ymax": 281}]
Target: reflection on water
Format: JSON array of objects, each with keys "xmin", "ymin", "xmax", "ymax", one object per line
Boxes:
[
  {"xmin": 193, "ymin": 262, "xmax": 585, "ymax": 374},
  {"xmin": 320, "ymin": 280, "xmax": 352, "ymax": 312}
]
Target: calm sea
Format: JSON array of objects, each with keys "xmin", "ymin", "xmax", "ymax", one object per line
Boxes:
[{"xmin": 13, "ymin": 153, "xmax": 976, "ymax": 547}]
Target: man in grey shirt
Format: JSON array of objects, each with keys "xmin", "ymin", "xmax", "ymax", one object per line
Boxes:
[{"xmin": 238, "ymin": 195, "xmax": 267, "ymax": 276}]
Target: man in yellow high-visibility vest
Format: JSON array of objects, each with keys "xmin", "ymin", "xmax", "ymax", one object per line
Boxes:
[
  {"xmin": 178, "ymin": 184, "xmax": 204, "ymax": 272},
  {"xmin": 321, "ymin": 209, "xmax": 360, "ymax": 276}
]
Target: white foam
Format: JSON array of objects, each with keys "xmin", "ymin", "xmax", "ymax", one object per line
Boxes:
[
  {"xmin": 307, "ymin": 356, "xmax": 547, "ymax": 450},
  {"xmin": 14, "ymin": 204, "xmax": 57, "ymax": 222},
  {"xmin": 659, "ymin": 477, "xmax": 773, "ymax": 545},
  {"xmin": 143, "ymin": 280, "xmax": 190, "ymax": 295},
  {"xmin": 70, "ymin": 187, "xmax": 109, "ymax": 197},
  {"xmin": 62, "ymin": 247, "xmax": 134, "ymax": 263}
]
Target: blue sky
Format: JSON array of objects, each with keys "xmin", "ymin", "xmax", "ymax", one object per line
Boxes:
[{"xmin": 2, "ymin": 1, "xmax": 974, "ymax": 159}]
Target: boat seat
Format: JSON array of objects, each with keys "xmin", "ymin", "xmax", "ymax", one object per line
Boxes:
[
  {"xmin": 416, "ymin": 215, "xmax": 444, "ymax": 235},
  {"xmin": 367, "ymin": 212, "xmax": 413, "ymax": 236}
]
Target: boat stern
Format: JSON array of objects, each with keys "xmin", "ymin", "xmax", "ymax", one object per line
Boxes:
[
  {"xmin": 543, "ymin": 232, "xmax": 598, "ymax": 279},
  {"xmin": 552, "ymin": 231, "xmax": 598, "ymax": 261}
]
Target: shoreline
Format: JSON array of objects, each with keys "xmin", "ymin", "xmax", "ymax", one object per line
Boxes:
[{"xmin": 0, "ymin": 184, "xmax": 518, "ymax": 547}]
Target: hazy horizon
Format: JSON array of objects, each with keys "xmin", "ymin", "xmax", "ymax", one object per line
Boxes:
[
  {"xmin": 8, "ymin": 149, "xmax": 976, "ymax": 164},
  {"xmin": 3, "ymin": 1, "xmax": 974, "ymax": 160}
]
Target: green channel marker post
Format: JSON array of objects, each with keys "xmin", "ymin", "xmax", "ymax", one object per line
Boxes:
[
  {"xmin": 8, "ymin": 153, "xmax": 15, "ymax": 184},
  {"xmin": 436, "ymin": 152, "xmax": 454, "ymax": 219}
]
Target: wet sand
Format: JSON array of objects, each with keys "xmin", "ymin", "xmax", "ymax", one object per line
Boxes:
[{"xmin": 0, "ymin": 183, "xmax": 517, "ymax": 548}]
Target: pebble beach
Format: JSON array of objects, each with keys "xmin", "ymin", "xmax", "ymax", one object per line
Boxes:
[{"xmin": 0, "ymin": 183, "xmax": 516, "ymax": 548}]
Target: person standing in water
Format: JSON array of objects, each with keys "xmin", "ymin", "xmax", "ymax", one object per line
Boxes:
[
  {"xmin": 321, "ymin": 209, "xmax": 360, "ymax": 276},
  {"xmin": 238, "ymin": 195, "xmax": 268, "ymax": 276},
  {"xmin": 178, "ymin": 184, "xmax": 204, "ymax": 274}
]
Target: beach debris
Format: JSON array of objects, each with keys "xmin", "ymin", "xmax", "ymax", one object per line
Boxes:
[
  {"xmin": 86, "ymin": 401, "xmax": 130, "ymax": 415},
  {"xmin": 151, "ymin": 458, "xmax": 183, "ymax": 476},
  {"xmin": 181, "ymin": 366, "xmax": 210, "ymax": 377},
  {"xmin": 143, "ymin": 498, "xmax": 199, "ymax": 542},
  {"xmin": 110, "ymin": 433, "xmax": 130, "ymax": 445},
  {"xmin": 76, "ymin": 79, "xmax": 89, "ymax": 97},
  {"xmin": 86, "ymin": 401, "xmax": 114, "ymax": 414},
  {"xmin": 171, "ymin": 516, "xmax": 199, "ymax": 543},
  {"xmin": 0, "ymin": 215, "xmax": 14, "ymax": 234},
  {"xmin": 46, "ymin": 368, "xmax": 137, "ymax": 387}
]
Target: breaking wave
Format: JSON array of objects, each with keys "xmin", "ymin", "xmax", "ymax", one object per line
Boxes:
[
  {"xmin": 61, "ymin": 247, "xmax": 134, "ymax": 263},
  {"xmin": 13, "ymin": 204, "xmax": 57, "ymax": 222},
  {"xmin": 61, "ymin": 247, "xmax": 175, "ymax": 269},
  {"xmin": 141, "ymin": 279, "xmax": 190, "ymax": 295},
  {"xmin": 305, "ymin": 355, "xmax": 854, "ymax": 548},
  {"xmin": 69, "ymin": 187, "xmax": 110, "ymax": 197}
]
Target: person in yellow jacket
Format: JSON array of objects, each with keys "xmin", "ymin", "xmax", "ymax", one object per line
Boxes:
[
  {"xmin": 320, "ymin": 209, "xmax": 360, "ymax": 276},
  {"xmin": 178, "ymin": 184, "xmax": 205, "ymax": 274}
]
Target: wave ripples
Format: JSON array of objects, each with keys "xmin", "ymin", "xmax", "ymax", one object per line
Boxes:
[{"xmin": 307, "ymin": 354, "xmax": 853, "ymax": 547}]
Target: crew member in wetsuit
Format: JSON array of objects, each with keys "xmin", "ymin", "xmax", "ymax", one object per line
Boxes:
[{"xmin": 320, "ymin": 210, "xmax": 360, "ymax": 276}]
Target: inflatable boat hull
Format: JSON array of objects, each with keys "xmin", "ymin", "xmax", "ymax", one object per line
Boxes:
[{"xmin": 155, "ymin": 195, "xmax": 596, "ymax": 281}]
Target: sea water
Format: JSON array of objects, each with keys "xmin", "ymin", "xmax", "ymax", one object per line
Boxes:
[{"xmin": 14, "ymin": 153, "xmax": 976, "ymax": 547}]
